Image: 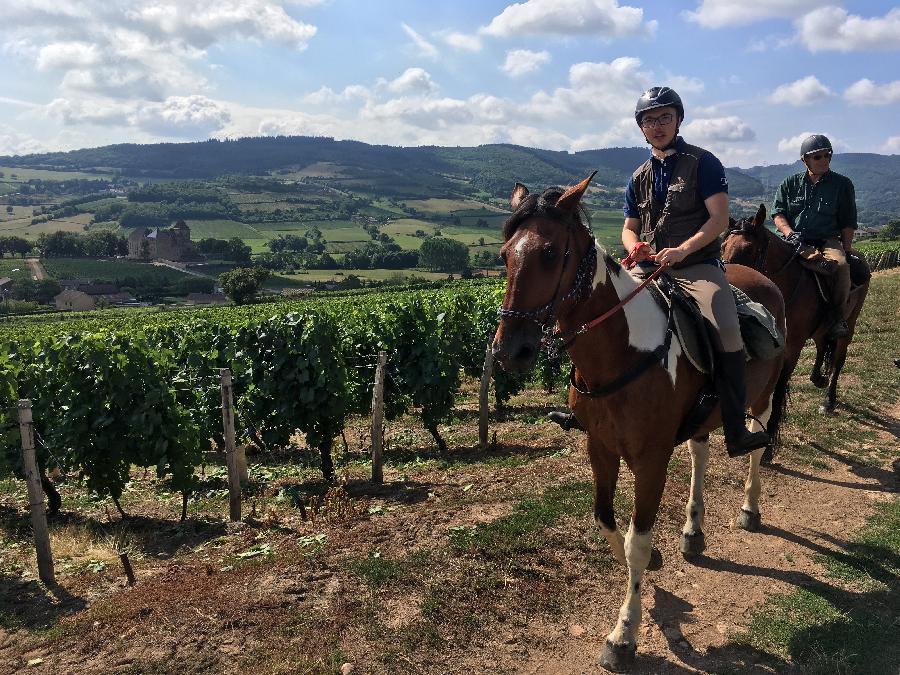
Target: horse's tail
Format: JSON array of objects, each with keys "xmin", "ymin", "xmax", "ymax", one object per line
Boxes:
[{"xmin": 761, "ymin": 365, "xmax": 791, "ymax": 464}]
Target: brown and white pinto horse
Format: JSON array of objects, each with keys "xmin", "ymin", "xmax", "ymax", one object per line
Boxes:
[
  {"xmin": 493, "ymin": 175, "xmax": 787, "ymax": 672},
  {"xmin": 722, "ymin": 204, "xmax": 870, "ymax": 416}
]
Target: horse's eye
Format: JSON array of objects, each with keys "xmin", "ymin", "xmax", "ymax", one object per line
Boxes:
[{"xmin": 542, "ymin": 246, "xmax": 556, "ymax": 263}]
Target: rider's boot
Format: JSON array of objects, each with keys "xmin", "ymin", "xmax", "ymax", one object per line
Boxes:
[
  {"xmin": 825, "ymin": 306, "xmax": 850, "ymax": 340},
  {"xmin": 714, "ymin": 350, "xmax": 770, "ymax": 458},
  {"xmin": 547, "ymin": 410, "xmax": 584, "ymax": 431}
]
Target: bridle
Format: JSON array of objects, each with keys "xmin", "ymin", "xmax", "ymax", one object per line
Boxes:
[
  {"xmin": 497, "ymin": 220, "xmax": 597, "ymax": 343},
  {"xmin": 725, "ymin": 222, "xmax": 802, "ymax": 304}
]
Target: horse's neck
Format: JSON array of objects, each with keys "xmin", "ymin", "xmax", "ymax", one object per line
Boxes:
[
  {"xmin": 765, "ymin": 233, "xmax": 806, "ymax": 293},
  {"xmin": 559, "ymin": 243, "xmax": 678, "ymax": 386}
]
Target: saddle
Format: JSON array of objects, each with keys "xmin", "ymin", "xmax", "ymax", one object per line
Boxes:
[
  {"xmin": 647, "ymin": 274, "xmax": 785, "ymax": 376},
  {"xmin": 809, "ymin": 251, "xmax": 872, "ymax": 303},
  {"xmin": 646, "ymin": 274, "xmax": 785, "ymax": 446}
]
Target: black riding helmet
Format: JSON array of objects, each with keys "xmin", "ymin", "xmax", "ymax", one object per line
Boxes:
[
  {"xmin": 634, "ymin": 86, "xmax": 684, "ymax": 125},
  {"xmin": 800, "ymin": 134, "xmax": 832, "ymax": 156}
]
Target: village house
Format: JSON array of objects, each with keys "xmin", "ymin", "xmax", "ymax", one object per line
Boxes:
[
  {"xmin": 127, "ymin": 220, "xmax": 198, "ymax": 261},
  {"xmin": 54, "ymin": 283, "xmax": 136, "ymax": 311}
]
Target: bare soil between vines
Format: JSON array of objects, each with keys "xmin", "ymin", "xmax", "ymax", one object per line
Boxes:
[{"xmin": 1, "ymin": 395, "xmax": 897, "ymax": 675}]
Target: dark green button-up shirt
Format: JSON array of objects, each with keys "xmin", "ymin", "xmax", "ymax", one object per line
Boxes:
[{"xmin": 772, "ymin": 170, "xmax": 857, "ymax": 241}]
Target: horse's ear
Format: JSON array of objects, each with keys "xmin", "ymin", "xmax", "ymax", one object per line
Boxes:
[
  {"xmin": 510, "ymin": 183, "xmax": 529, "ymax": 211},
  {"xmin": 754, "ymin": 204, "xmax": 767, "ymax": 228},
  {"xmin": 728, "ymin": 216, "xmax": 736, "ymax": 230},
  {"xmin": 555, "ymin": 171, "xmax": 597, "ymax": 212}
]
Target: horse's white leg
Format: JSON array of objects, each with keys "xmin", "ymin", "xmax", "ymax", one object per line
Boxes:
[
  {"xmin": 680, "ymin": 434, "xmax": 709, "ymax": 557},
  {"xmin": 598, "ymin": 522, "xmax": 652, "ymax": 671},
  {"xmin": 737, "ymin": 401, "xmax": 772, "ymax": 532},
  {"xmin": 597, "ymin": 520, "xmax": 626, "ymax": 566}
]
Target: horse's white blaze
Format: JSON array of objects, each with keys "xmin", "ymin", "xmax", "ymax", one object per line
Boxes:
[
  {"xmin": 514, "ymin": 231, "xmax": 533, "ymax": 259},
  {"xmin": 592, "ymin": 246, "xmax": 680, "ymax": 386},
  {"xmin": 607, "ymin": 524, "xmax": 652, "ymax": 648},
  {"xmin": 743, "ymin": 399, "xmax": 772, "ymax": 514},
  {"xmin": 596, "ymin": 519, "xmax": 626, "ymax": 565},
  {"xmin": 683, "ymin": 436, "xmax": 709, "ymax": 536}
]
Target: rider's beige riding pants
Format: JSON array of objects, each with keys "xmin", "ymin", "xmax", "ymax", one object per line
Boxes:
[
  {"xmin": 664, "ymin": 263, "xmax": 744, "ymax": 353},
  {"xmin": 819, "ymin": 237, "xmax": 851, "ymax": 315}
]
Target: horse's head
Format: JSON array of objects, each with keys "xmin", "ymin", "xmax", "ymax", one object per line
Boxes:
[
  {"xmin": 722, "ymin": 203, "xmax": 769, "ymax": 269},
  {"xmin": 493, "ymin": 172, "xmax": 596, "ymax": 372}
]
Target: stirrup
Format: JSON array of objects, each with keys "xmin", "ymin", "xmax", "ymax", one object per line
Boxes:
[
  {"xmin": 826, "ymin": 319, "xmax": 850, "ymax": 340},
  {"xmin": 725, "ymin": 429, "xmax": 770, "ymax": 458},
  {"xmin": 547, "ymin": 411, "xmax": 583, "ymax": 432}
]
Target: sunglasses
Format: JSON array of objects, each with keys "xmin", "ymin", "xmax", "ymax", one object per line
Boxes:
[
  {"xmin": 808, "ymin": 152, "xmax": 832, "ymax": 161},
  {"xmin": 640, "ymin": 112, "xmax": 675, "ymax": 129}
]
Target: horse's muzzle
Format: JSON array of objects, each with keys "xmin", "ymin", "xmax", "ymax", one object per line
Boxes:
[{"xmin": 493, "ymin": 322, "xmax": 542, "ymax": 373}]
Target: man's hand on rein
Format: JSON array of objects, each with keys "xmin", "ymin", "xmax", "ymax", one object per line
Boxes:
[{"xmin": 651, "ymin": 247, "xmax": 686, "ymax": 266}]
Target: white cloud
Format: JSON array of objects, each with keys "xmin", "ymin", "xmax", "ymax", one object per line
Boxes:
[
  {"xmin": 386, "ymin": 68, "xmax": 438, "ymax": 95},
  {"xmin": 682, "ymin": 116, "xmax": 756, "ymax": 143},
  {"xmin": 302, "ymin": 85, "xmax": 371, "ymax": 106},
  {"xmin": 501, "ymin": 49, "xmax": 551, "ymax": 77},
  {"xmin": 883, "ymin": 136, "xmax": 900, "ymax": 154},
  {"xmin": 843, "ymin": 78, "xmax": 900, "ymax": 106},
  {"xmin": 2, "ymin": 0, "xmax": 319, "ymax": 102},
  {"xmin": 0, "ymin": 124, "xmax": 47, "ymax": 156},
  {"xmin": 684, "ymin": 0, "xmax": 820, "ymax": 28},
  {"xmin": 482, "ymin": 0, "xmax": 656, "ymax": 38},
  {"xmin": 439, "ymin": 31, "xmax": 483, "ymax": 52},
  {"xmin": 126, "ymin": 0, "xmax": 317, "ymax": 51},
  {"xmin": 401, "ymin": 23, "xmax": 439, "ymax": 59},
  {"xmin": 133, "ymin": 95, "xmax": 232, "ymax": 137},
  {"xmin": 797, "ymin": 7, "xmax": 900, "ymax": 53},
  {"xmin": 768, "ymin": 76, "xmax": 833, "ymax": 106},
  {"xmin": 45, "ymin": 97, "xmax": 133, "ymax": 126}
]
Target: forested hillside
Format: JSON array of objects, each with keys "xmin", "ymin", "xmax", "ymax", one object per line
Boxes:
[{"xmin": 2, "ymin": 136, "xmax": 897, "ymax": 226}]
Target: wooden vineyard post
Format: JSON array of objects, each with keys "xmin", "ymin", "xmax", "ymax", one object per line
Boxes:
[
  {"xmin": 371, "ymin": 351, "xmax": 387, "ymax": 484},
  {"xmin": 479, "ymin": 341, "xmax": 494, "ymax": 450},
  {"xmin": 17, "ymin": 400, "xmax": 55, "ymax": 586},
  {"xmin": 219, "ymin": 369, "xmax": 241, "ymax": 522}
]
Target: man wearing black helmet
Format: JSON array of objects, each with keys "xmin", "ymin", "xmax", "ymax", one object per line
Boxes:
[
  {"xmin": 550, "ymin": 86, "xmax": 769, "ymax": 458},
  {"xmin": 772, "ymin": 134, "xmax": 856, "ymax": 339}
]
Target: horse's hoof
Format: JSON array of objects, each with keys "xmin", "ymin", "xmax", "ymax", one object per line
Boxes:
[
  {"xmin": 647, "ymin": 546, "xmax": 663, "ymax": 571},
  {"xmin": 818, "ymin": 402, "xmax": 836, "ymax": 415},
  {"xmin": 598, "ymin": 639, "xmax": 636, "ymax": 672},
  {"xmin": 810, "ymin": 373, "xmax": 828, "ymax": 388},
  {"xmin": 737, "ymin": 508, "xmax": 761, "ymax": 532},
  {"xmin": 680, "ymin": 531, "xmax": 706, "ymax": 558}
]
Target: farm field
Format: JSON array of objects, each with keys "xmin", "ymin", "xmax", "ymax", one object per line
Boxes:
[
  {"xmin": 41, "ymin": 258, "xmax": 193, "ymax": 283},
  {"xmin": 0, "ymin": 271, "xmax": 896, "ymax": 674},
  {"xmin": 0, "ymin": 260, "xmax": 30, "ymax": 281}
]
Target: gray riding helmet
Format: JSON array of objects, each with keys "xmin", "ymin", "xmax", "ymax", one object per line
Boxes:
[
  {"xmin": 800, "ymin": 134, "xmax": 832, "ymax": 156},
  {"xmin": 634, "ymin": 86, "xmax": 684, "ymax": 125}
]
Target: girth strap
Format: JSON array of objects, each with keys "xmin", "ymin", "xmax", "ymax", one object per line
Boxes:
[{"xmin": 569, "ymin": 304, "xmax": 675, "ymax": 398}]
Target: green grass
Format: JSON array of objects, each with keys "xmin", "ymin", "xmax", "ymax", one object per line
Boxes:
[
  {"xmin": 0, "ymin": 166, "xmax": 109, "ymax": 181},
  {"xmin": 0, "ymin": 260, "xmax": 31, "ymax": 281},
  {"xmin": 41, "ymin": 258, "xmax": 192, "ymax": 282},
  {"xmin": 737, "ymin": 499, "xmax": 900, "ymax": 674},
  {"xmin": 184, "ymin": 219, "xmax": 263, "ymax": 240}
]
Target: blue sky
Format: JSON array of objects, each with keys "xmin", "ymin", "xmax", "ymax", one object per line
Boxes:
[{"xmin": 1, "ymin": 0, "xmax": 899, "ymax": 167}]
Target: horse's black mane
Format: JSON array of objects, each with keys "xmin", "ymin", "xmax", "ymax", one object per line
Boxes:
[{"xmin": 502, "ymin": 186, "xmax": 592, "ymax": 242}]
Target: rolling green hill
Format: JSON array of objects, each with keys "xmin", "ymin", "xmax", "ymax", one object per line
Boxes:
[{"xmin": 1, "ymin": 137, "xmax": 896, "ymax": 227}]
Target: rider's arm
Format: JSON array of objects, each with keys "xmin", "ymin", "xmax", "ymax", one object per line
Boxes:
[
  {"xmin": 772, "ymin": 179, "xmax": 794, "ymax": 237},
  {"xmin": 622, "ymin": 218, "xmax": 641, "ymax": 251},
  {"xmin": 773, "ymin": 213, "xmax": 794, "ymax": 238},
  {"xmin": 621, "ymin": 177, "xmax": 650, "ymax": 260}
]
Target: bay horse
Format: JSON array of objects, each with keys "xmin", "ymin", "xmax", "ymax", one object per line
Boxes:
[
  {"xmin": 722, "ymin": 204, "xmax": 870, "ymax": 416},
  {"xmin": 493, "ymin": 174, "xmax": 787, "ymax": 672}
]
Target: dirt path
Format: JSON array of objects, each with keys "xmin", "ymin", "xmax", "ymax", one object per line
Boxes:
[
  {"xmin": 24, "ymin": 258, "xmax": 45, "ymax": 281},
  {"xmin": 0, "ymin": 428, "xmax": 895, "ymax": 675}
]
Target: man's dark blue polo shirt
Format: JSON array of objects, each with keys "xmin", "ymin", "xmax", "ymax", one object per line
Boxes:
[{"xmin": 623, "ymin": 136, "xmax": 728, "ymax": 219}]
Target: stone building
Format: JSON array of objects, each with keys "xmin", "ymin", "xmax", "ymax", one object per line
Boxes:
[{"xmin": 127, "ymin": 220, "xmax": 197, "ymax": 261}]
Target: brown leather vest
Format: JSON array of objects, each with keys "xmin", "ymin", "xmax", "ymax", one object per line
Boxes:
[{"xmin": 632, "ymin": 142, "xmax": 721, "ymax": 268}]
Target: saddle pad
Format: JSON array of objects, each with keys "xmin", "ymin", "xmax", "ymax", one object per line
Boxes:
[{"xmin": 731, "ymin": 286, "xmax": 785, "ymax": 361}]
